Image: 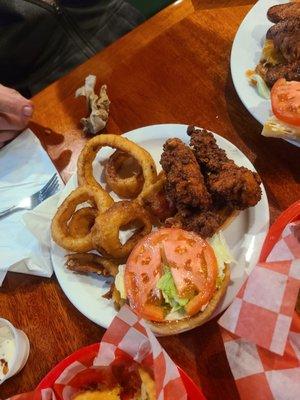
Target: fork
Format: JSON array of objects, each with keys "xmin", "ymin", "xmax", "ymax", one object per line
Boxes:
[{"xmin": 0, "ymin": 173, "xmax": 60, "ymax": 218}]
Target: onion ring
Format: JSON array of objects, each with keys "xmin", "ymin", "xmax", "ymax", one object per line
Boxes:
[
  {"xmin": 104, "ymin": 150, "xmax": 144, "ymax": 198},
  {"xmin": 77, "ymin": 134, "xmax": 157, "ymax": 201},
  {"xmin": 51, "ymin": 185, "xmax": 113, "ymax": 252},
  {"xmin": 66, "ymin": 252, "xmax": 118, "ymax": 277},
  {"xmin": 92, "ymin": 201, "xmax": 152, "ymax": 259},
  {"xmin": 68, "ymin": 207, "xmax": 98, "ymax": 238}
]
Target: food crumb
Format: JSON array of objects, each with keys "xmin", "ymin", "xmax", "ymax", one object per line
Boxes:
[{"xmin": 0, "ymin": 358, "xmax": 9, "ymax": 375}]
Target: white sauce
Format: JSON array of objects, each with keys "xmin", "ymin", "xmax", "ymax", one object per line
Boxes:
[{"xmin": 0, "ymin": 326, "xmax": 15, "ymax": 382}]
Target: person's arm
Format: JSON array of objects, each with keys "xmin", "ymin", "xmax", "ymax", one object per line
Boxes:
[{"xmin": 0, "ymin": 84, "xmax": 34, "ymax": 148}]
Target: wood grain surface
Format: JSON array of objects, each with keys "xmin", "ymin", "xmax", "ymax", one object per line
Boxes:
[{"xmin": 1, "ymin": 1, "xmax": 300, "ymax": 399}]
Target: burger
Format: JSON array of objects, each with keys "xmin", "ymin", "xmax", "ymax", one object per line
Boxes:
[
  {"xmin": 73, "ymin": 358, "xmax": 156, "ymax": 400},
  {"xmin": 114, "ymin": 227, "xmax": 233, "ymax": 335}
]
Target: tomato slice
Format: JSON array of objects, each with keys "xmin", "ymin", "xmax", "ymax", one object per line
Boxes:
[
  {"xmin": 271, "ymin": 78, "xmax": 300, "ymax": 126},
  {"xmin": 125, "ymin": 228, "xmax": 218, "ymax": 321}
]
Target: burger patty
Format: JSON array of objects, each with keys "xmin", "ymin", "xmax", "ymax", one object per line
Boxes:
[
  {"xmin": 266, "ymin": 17, "xmax": 300, "ymax": 40},
  {"xmin": 267, "ymin": 3, "xmax": 300, "ymax": 23},
  {"xmin": 264, "ymin": 61, "xmax": 300, "ymax": 87},
  {"xmin": 266, "ymin": 18, "xmax": 300, "ymax": 62}
]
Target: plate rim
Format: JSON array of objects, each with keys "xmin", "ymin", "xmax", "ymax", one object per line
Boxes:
[{"xmin": 51, "ymin": 123, "xmax": 270, "ymax": 331}]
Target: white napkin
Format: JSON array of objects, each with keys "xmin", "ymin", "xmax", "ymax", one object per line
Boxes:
[{"xmin": 0, "ymin": 129, "xmax": 64, "ymax": 285}]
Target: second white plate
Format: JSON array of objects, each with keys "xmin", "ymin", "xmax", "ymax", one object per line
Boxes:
[{"xmin": 230, "ymin": 0, "xmax": 300, "ymax": 147}]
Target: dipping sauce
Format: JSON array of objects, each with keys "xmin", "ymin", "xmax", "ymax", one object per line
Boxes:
[{"xmin": 0, "ymin": 325, "xmax": 15, "ymax": 382}]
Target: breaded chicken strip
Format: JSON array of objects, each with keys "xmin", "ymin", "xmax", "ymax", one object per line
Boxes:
[
  {"xmin": 267, "ymin": 3, "xmax": 300, "ymax": 23},
  {"xmin": 188, "ymin": 126, "xmax": 262, "ymax": 210},
  {"xmin": 160, "ymin": 138, "xmax": 211, "ymax": 210},
  {"xmin": 187, "ymin": 126, "xmax": 230, "ymax": 172},
  {"xmin": 207, "ymin": 165, "xmax": 262, "ymax": 209}
]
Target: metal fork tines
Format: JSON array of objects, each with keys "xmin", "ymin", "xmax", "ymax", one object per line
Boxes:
[{"xmin": 0, "ymin": 173, "xmax": 60, "ymax": 219}]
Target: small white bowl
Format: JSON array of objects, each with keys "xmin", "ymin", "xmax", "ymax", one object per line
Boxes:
[{"xmin": 0, "ymin": 318, "xmax": 30, "ymax": 385}]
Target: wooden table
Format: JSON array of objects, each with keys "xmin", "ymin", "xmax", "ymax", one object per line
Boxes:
[{"xmin": 1, "ymin": 1, "xmax": 300, "ymax": 398}]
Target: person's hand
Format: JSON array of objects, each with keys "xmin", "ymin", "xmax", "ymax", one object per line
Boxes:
[{"xmin": 0, "ymin": 84, "xmax": 34, "ymax": 148}]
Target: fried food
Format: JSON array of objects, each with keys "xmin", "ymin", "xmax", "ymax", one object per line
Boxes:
[
  {"xmin": 92, "ymin": 201, "xmax": 152, "ymax": 259},
  {"xmin": 104, "ymin": 150, "xmax": 144, "ymax": 198},
  {"xmin": 254, "ymin": 4, "xmax": 300, "ymax": 88},
  {"xmin": 77, "ymin": 134, "xmax": 157, "ymax": 201},
  {"xmin": 51, "ymin": 186, "xmax": 113, "ymax": 252},
  {"xmin": 141, "ymin": 172, "xmax": 176, "ymax": 222},
  {"xmin": 187, "ymin": 126, "xmax": 229, "ymax": 172},
  {"xmin": 68, "ymin": 207, "xmax": 97, "ymax": 238},
  {"xmin": 267, "ymin": 3, "xmax": 300, "ymax": 23},
  {"xmin": 166, "ymin": 206, "xmax": 234, "ymax": 238},
  {"xmin": 73, "ymin": 361, "xmax": 156, "ymax": 400},
  {"xmin": 264, "ymin": 61, "xmax": 300, "ymax": 87},
  {"xmin": 158, "ymin": 127, "xmax": 262, "ymax": 238},
  {"xmin": 66, "ymin": 253, "xmax": 118, "ymax": 276},
  {"xmin": 160, "ymin": 138, "xmax": 211, "ymax": 210},
  {"xmin": 266, "ymin": 17, "xmax": 300, "ymax": 63},
  {"xmin": 207, "ymin": 165, "xmax": 262, "ymax": 209},
  {"xmin": 188, "ymin": 126, "xmax": 262, "ymax": 210}
]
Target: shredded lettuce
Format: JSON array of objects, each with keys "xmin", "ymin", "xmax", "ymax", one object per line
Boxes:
[
  {"xmin": 247, "ymin": 70, "xmax": 270, "ymax": 99},
  {"xmin": 209, "ymin": 232, "xmax": 234, "ymax": 287},
  {"xmin": 157, "ymin": 266, "xmax": 189, "ymax": 312},
  {"xmin": 115, "ymin": 265, "xmax": 127, "ymax": 299}
]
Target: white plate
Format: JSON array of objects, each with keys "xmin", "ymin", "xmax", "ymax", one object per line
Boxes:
[
  {"xmin": 231, "ymin": 0, "xmax": 300, "ymax": 147},
  {"xmin": 51, "ymin": 124, "xmax": 269, "ymax": 333}
]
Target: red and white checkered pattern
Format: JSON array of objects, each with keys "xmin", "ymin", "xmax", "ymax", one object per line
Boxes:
[
  {"xmin": 94, "ymin": 305, "xmax": 187, "ymax": 400},
  {"xmin": 8, "ymin": 306, "xmax": 187, "ymax": 400},
  {"xmin": 219, "ymin": 220, "xmax": 300, "ymax": 400}
]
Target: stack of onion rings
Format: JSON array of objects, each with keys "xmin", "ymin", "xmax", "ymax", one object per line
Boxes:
[{"xmin": 51, "ymin": 134, "xmax": 159, "ymax": 268}]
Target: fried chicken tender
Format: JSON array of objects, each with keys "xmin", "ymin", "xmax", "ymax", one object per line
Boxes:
[
  {"xmin": 267, "ymin": 3, "xmax": 300, "ymax": 23},
  {"xmin": 188, "ymin": 126, "xmax": 262, "ymax": 210},
  {"xmin": 207, "ymin": 165, "xmax": 262, "ymax": 209},
  {"xmin": 160, "ymin": 138, "xmax": 211, "ymax": 210},
  {"xmin": 187, "ymin": 126, "xmax": 230, "ymax": 172}
]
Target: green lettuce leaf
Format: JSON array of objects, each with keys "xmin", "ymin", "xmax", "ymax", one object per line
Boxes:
[
  {"xmin": 157, "ymin": 266, "xmax": 189, "ymax": 312},
  {"xmin": 247, "ymin": 71, "xmax": 270, "ymax": 99}
]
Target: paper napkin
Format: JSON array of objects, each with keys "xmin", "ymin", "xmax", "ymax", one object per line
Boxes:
[
  {"xmin": 0, "ymin": 129, "xmax": 63, "ymax": 285},
  {"xmin": 219, "ymin": 213, "xmax": 300, "ymax": 400}
]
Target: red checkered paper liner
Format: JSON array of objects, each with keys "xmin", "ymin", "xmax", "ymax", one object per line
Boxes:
[
  {"xmin": 218, "ymin": 205, "xmax": 300, "ymax": 399},
  {"xmin": 6, "ymin": 305, "xmax": 188, "ymax": 400}
]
